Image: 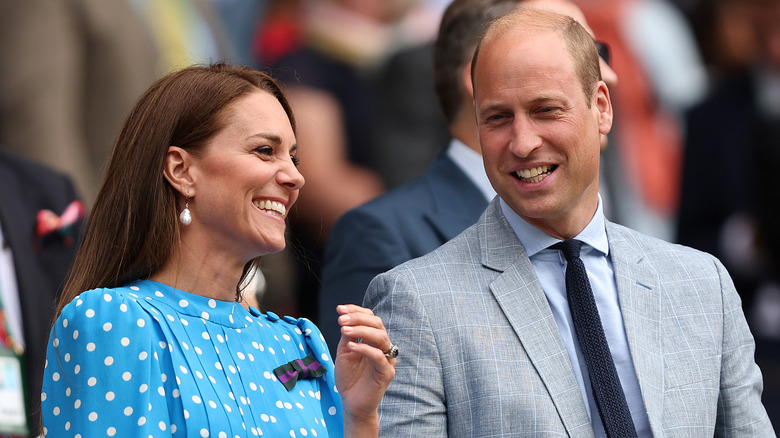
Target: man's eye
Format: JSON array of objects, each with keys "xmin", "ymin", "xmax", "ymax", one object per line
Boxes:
[{"xmin": 291, "ymin": 156, "xmax": 300, "ymax": 167}]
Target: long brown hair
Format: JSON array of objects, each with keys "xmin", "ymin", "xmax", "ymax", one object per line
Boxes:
[{"xmin": 55, "ymin": 63, "xmax": 296, "ymax": 318}]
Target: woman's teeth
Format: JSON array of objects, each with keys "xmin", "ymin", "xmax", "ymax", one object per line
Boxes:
[{"xmin": 253, "ymin": 199, "xmax": 286, "ymax": 217}]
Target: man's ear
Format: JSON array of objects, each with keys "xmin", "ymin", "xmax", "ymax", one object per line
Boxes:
[
  {"xmin": 163, "ymin": 146, "xmax": 195, "ymax": 197},
  {"xmin": 595, "ymin": 81, "xmax": 613, "ymax": 135}
]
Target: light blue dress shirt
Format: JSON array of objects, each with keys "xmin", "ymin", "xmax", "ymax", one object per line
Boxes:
[{"xmin": 500, "ymin": 196, "xmax": 652, "ymax": 437}]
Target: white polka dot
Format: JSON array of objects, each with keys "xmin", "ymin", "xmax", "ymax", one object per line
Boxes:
[
  {"xmin": 215, "ymin": 362, "xmax": 223, "ymax": 370},
  {"xmin": 41, "ymin": 392, "xmax": 47, "ymax": 401},
  {"xmin": 195, "ymin": 346, "xmax": 203, "ymax": 355},
  {"xmin": 123, "ymin": 372, "xmax": 132, "ymax": 381},
  {"xmin": 85, "ymin": 309, "xmax": 95, "ymax": 318},
  {"xmin": 167, "ymin": 314, "xmax": 175, "ymax": 321},
  {"xmin": 261, "ymin": 414, "xmax": 270, "ymax": 422},
  {"xmin": 283, "ymin": 334, "xmax": 291, "ymax": 341},
  {"xmin": 86, "ymin": 342, "xmax": 96, "ymax": 352},
  {"xmin": 139, "ymin": 351, "xmax": 148, "ymax": 360},
  {"xmin": 64, "ymin": 421, "xmax": 70, "ymax": 430},
  {"xmin": 158, "ymin": 387, "xmax": 165, "ymax": 396},
  {"xmin": 74, "ymin": 399, "xmax": 81, "ymax": 409},
  {"xmin": 184, "ymin": 409, "xmax": 190, "ymax": 419},
  {"xmin": 121, "ymin": 337, "xmax": 130, "ymax": 346},
  {"xmin": 107, "ymin": 427, "xmax": 116, "ymax": 436},
  {"xmin": 217, "ymin": 334, "xmax": 225, "ymax": 343},
  {"xmin": 120, "ymin": 303, "xmax": 128, "ymax": 312},
  {"xmin": 202, "ymin": 332, "xmax": 210, "ymax": 340},
  {"xmin": 328, "ymin": 406, "xmax": 337, "ymax": 415},
  {"xmin": 64, "ymin": 353, "xmax": 71, "ymax": 362},
  {"xmin": 320, "ymin": 353, "xmax": 329, "ymax": 362},
  {"xmin": 62, "ymin": 319, "xmax": 69, "ymax": 328},
  {"xmin": 159, "ymin": 421, "xmax": 167, "ymax": 431},
  {"xmin": 130, "ymin": 286, "xmax": 140, "ymax": 291},
  {"xmin": 284, "ymin": 402, "xmax": 292, "ymax": 409},
  {"xmin": 172, "ymin": 388, "xmax": 180, "ymax": 398},
  {"xmin": 124, "ymin": 406, "xmax": 133, "ymax": 416},
  {"xmin": 209, "ymin": 400, "xmax": 217, "ymax": 409},
  {"xmin": 200, "ymin": 429, "xmax": 209, "ymax": 437},
  {"xmin": 171, "ymin": 425, "xmax": 178, "ymax": 433},
  {"xmin": 179, "ymin": 365, "xmax": 189, "ymax": 374},
  {"xmin": 296, "ymin": 403, "xmax": 304, "ymax": 409},
  {"xmin": 300, "ymin": 428, "xmax": 308, "ymax": 436},
  {"xmin": 88, "ymin": 412, "xmax": 98, "ymax": 421},
  {"xmin": 155, "ymin": 291, "xmax": 164, "ymax": 297},
  {"xmin": 179, "ymin": 299, "xmax": 189, "ymax": 308},
  {"xmin": 53, "ymin": 407, "xmax": 60, "ymax": 416},
  {"xmin": 201, "ymin": 311, "xmax": 210, "ymax": 319},
  {"xmin": 73, "ymin": 330, "xmax": 79, "ymax": 340},
  {"xmin": 219, "ymin": 432, "xmax": 227, "ymax": 438},
  {"xmin": 196, "ymin": 371, "xmax": 204, "ymax": 379},
  {"xmin": 52, "ymin": 372, "xmax": 60, "ymax": 381},
  {"xmin": 275, "ymin": 401, "xmax": 284, "ymax": 409},
  {"xmin": 87, "ymin": 377, "xmax": 97, "ymax": 386},
  {"xmin": 137, "ymin": 318, "xmax": 145, "ymax": 327},
  {"xmin": 106, "ymin": 391, "xmax": 115, "ymax": 401},
  {"xmin": 138, "ymin": 416, "xmax": 147, "ymax": 426},
  {"xmin": 105, "ymin": 356, "xmax": 114, "ymax": 366},
  {"xmin": 139, "ymin": 384, "xmax": 148, "ymax": 393},
  {"xmin": 192, "ymin": 395, "xmax": 202, "ymax": 404},
  {"xmin": 269, "ymin": 347, "xmax": 276, "ymax": 355}
]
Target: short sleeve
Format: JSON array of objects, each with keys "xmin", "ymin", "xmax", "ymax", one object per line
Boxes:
[{"xmin": 41, "ymin": 289, "xmax": 178, "ymax": 437}]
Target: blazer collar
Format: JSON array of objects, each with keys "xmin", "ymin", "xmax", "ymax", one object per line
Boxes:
[
  {"xmin": 423, "ymin": 152, "xmax": 490, "ymax": 241},
  {"xmin": 606, "ymin": 222, "xmax": 663, "ymax": 436},
  {"xmin": 480, "ymin": 198, "xmax": 595, "ymax": 435}
]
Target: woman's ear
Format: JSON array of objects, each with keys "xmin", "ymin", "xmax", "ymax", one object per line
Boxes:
[{"xmin": 163, "ymin": 146, "xmax": 195, "ymax": 197}]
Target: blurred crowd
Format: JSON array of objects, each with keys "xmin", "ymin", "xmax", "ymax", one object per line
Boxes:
[{"xmin": 1, "ymin": 0, "xmax": 779, "ymax": 426}]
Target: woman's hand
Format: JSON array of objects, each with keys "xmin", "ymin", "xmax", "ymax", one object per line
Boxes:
[{"xmin": 334, "ymin": 304, "xmax": 396, "ymax": 437}]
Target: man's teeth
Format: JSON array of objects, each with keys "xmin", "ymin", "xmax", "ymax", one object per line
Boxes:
[
  {"xmin": 253, "ymin": 200, "xmax": 286, "ymax": 217},
  {"xmin": 516, "ymin": 165, "xmax": 554, "ymax": 183}
]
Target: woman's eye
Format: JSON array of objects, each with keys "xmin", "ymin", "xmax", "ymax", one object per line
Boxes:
[
  {"xmin": 254, "ymin": 146, "xmax": 273, "ymax": 156},
  {"xmin": 291, "ymin": 156, "xmax": 300, "ymax": 167}
]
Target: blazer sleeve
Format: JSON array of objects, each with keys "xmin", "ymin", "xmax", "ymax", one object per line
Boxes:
[
  {"xmin": 364, "ymin": 270, "xmax": 449, "ymax": 437},
  {"xmin": 714, "ymin": 258, "xmax": 775, "ymax": 436}
]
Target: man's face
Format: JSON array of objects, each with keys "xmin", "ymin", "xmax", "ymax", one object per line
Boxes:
[{"xmin": 473, "ymin": 28, "xmax": 612, "ymax": 239}]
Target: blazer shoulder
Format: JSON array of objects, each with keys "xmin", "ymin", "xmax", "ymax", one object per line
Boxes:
[{"xmin": 608, "ymin": 221, "xmax": 724, "ymax": 269}]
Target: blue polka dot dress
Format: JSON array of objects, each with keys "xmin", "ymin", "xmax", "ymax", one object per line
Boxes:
[{"xmin": 41, "ymin": 280, "xmax": 344, "ymax": 437}]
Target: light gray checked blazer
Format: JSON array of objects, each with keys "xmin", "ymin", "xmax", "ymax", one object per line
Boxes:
[{"xmin": 364, "ymin": 198, "xmax": 775, "ymax": 437}]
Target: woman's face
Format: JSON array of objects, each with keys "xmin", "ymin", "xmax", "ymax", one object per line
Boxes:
[{"xmin": 187, "ymin": 90, "xmax": 304, "ymax": 261}]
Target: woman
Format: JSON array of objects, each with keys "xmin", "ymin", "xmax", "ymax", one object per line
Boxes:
[{"xmin": 40, "ymin": 63, "xmax": 396, "ymax": 437}]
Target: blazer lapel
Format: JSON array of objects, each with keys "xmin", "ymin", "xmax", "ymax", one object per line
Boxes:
[
  {"xmin": 423, "ymin": 153, "xmax": 490, "ymax": 241},
  {"xmin": 481, "ymin": 200, "xmax": 594, "ymax": 436},
  {"xmin": 607, "ymin": 223, "xmax": 663, "ymax": 437}
]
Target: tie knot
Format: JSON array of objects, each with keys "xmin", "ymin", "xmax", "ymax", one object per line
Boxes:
[{"xmin": 553, "ymin": 239, "xmax": 583, "ymax": 262}]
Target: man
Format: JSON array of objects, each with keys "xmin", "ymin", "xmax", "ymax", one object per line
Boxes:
[
  {"xmin": 318, "ymin": 0, "xmax": 617, "ymax": 354},
  {"xmin": 365, "ymin": 7, "xmax": 774, "ymax": 437},
  {"xmin": 0, "ymin": 148, "xmax": 84, "ymax": 436}
]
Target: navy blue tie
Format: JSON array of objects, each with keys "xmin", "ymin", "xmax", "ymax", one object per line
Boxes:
[{"xmin": 554, "ymin": 239, "xmax": 637, "ymax": 438}]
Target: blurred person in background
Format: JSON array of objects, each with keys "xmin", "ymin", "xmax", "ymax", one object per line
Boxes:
[
  {"xmin": 0, "ymin": 148, "xmax": 84, "ymax": 437},
  {"xmin": 573, "ymin": 0, "xmax": 708, "ymax": 242},
  {"xmin": 257, "ymin": 0, "xmax": 438, "ymax": 319},
  {"xmin": 678, "ymin": 0, "xmax": 780, "ymax": 423}
]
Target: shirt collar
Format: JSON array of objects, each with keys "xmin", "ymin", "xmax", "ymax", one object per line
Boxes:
[
  {"xmin": 446, "ymin": 139, "xmax": 496, "ymax": 202},
  {"xmin": 499, "ymin": 193, "xmax": 609, "ymax": 257}
]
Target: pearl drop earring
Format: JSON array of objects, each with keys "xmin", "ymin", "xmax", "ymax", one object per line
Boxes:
[{"xmin": 179, "ymin": 198, "xmax": 192, "ymax": 225}]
